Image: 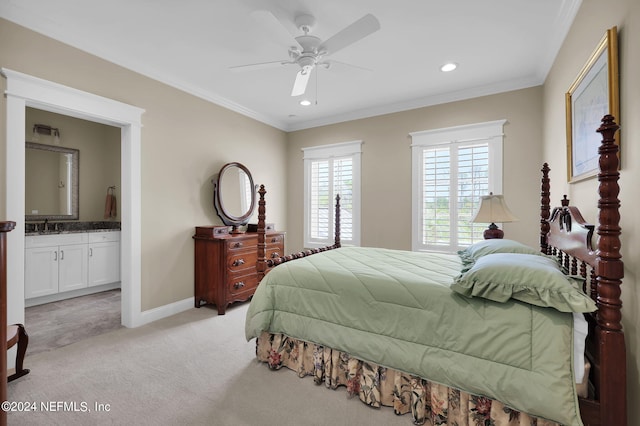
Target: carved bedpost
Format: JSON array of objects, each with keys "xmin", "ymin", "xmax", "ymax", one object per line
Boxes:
[
  {"xmin": 257, "ymin": 185, "xmax": 267, "ymax": 280},
  {"xmin": 540, "ymin": 163, "xmax": 550, "ymax": 254},
  {"xmin": 595, "ymin": 115, "xmax": 626, "ymax": 426},
  {"xmin": 334, "ymin": 194, "xmax": 341, "ymax": 249}
]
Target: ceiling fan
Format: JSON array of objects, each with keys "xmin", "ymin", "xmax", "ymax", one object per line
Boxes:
[{"xmin": 230, "ymin": 12, "xmax": 380, "ymax": 97}]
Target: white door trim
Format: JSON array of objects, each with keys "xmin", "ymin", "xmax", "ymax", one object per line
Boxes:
[{"xmin": 2, "ymin": 68, "xmax": 145, "ymax": 328}]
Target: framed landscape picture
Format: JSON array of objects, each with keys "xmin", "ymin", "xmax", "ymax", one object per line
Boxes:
[{"xmin": 566, "ymin": 26, "xmax": 619, "ymax": 182}]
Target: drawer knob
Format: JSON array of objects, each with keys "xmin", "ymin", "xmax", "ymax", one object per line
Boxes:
[
  {"xmin": 271, "ymin": 237, "xmax": 280, "ymax": 243},
  {"xmin": 271, "ymin": 252, "xmax": 280, "ymax": 258},
  {"xmin": 232, "ymin": 259, "xmax": 245, "ymax": 267},
  {"xmin": 233, "ymin": 281, "xmax": 245, "ymax": 290},
  {"xmin": 233, "ymin": 242, "xmax": 243, "ymax": 248}
]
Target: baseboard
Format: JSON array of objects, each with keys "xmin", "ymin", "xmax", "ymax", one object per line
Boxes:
[
  {"xmin": 25, "ymin": 282, "xmax": 121, "ymax": 307},
  {"xmin": 135, "ymin": 297, "xmax": 194, "ymax": 327}
]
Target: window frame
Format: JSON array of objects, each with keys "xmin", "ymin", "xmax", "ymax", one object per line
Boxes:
[
  {"xmin": 302, "ymin": 140, "xmax": 362, "ymax": 248},
  {"xmin": 410, "ymin": 120, "xmax": 506, "ymax": 253}
]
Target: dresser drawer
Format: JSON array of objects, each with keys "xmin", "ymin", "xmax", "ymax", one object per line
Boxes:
[
  {"xmin": 266, "ymin": 232, "xmax": 285, "ymax": 259},
  {"xmin": 227, "ymin": 272, "xmax": 259, "ymax": 295},
  {"xmin": 226, "ymin": 250, "xmax": 258, "ymax": 271},
  {"xmin": 226, "ymin": 237, "xmax": 257, "ymax": 251},
  {"xmin": 266, "ymin": 234, "xmax": 284, "ymax": 246},
  {"xmin": 266, "ymin": 247, "xmax": 282, "ymax": 260}
]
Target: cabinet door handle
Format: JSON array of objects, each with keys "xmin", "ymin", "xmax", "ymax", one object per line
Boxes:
[
  {"xmin": 89, "ymin": 248, "xmax": 93, "ymax": 257},
  {"xmin": 232, "ymin": 259, "xmax": 245, "ymax": 267},
  {"xmin": 60, "ymin": 250, "xmax": 64, "ymax": 260},
  {"xmin": 53, "ymin": 250, "xmax": 58, "ymax": 261},
  {"xmin": 233, "ymin": 281, "xmax": 245, "ymax": 290}
]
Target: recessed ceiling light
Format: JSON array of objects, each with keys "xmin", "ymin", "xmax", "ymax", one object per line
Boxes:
[
  {"xmin": 440, "ymin": 63, "xmax": 458, "ymax": 72},
  {"xmin": 300, "ymin": 99, "xmax": 312, "ymax": 106}
]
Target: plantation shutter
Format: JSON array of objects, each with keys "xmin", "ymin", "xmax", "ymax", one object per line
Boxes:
[
  {"xmin": 411, "ymin": 120, "xmax": 506, "ymax": 252},
  {"xmin": 303, "ymin": 141, "xmax": 362, "ymax": 248},
  {"xmin": 309, "ymin": 159, "xmax": 330, "ymax": 240}
]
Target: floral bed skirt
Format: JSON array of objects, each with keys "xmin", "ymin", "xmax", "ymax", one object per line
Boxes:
[{"xmin": 256, "ymin": 332, "xmax": 561, "ymax": 426}]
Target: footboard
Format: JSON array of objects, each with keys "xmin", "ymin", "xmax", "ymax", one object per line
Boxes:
[{"xmin": 256, "ymin": 186, "xmax": 341, "ymax": 280}]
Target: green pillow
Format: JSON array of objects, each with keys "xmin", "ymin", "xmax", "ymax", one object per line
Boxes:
[
  {"xmin": 459, "ymin": 239, "xmax": 544, "ymax": 261},
  {"xmin": 451, "ymin": 253, "xmax": 597, "ymax": 313}
]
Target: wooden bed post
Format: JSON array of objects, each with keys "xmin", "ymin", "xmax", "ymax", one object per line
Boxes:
[
  {"xmin": 333, "ymin": 194, "xmax": 341, "ymax": 249},
  {"xmin": 540, "ymin": 163, "xmax": 550, "ymax": 254},
  {"xmin": 594, "ymin": 115, "xmax": 626, "ymax": 426},
  {"xmin": 257, "ymin": 185, "xmax": 267, "ymax": 281}
]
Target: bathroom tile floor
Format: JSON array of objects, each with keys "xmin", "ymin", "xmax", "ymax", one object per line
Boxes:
[{"xmin": 23, "ymin": 289, "xmax": 122, "ymax": 355}]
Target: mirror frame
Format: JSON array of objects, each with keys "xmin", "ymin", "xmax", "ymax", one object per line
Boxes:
[
  {"xmin": 212, "ymin": 162, "xmax": 257, "ymax": 230},
  {"xmin": 25, "ymin": 142, "xmax": 80, "ymax": 221}
]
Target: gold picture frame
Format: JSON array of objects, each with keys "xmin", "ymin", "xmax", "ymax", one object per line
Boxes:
[{"xmin": 566, "ymin": 26, "xmax": 619, "ymax": 183}]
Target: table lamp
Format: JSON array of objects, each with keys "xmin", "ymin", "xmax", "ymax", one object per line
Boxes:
[{"xmin": 471, "ymin": 192, "xmax": 518, "ymax": 239}]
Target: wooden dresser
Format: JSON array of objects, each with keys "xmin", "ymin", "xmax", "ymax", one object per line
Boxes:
[{"xmin": 193, "ymin": 227, "xmax": 284, "ymax": 314}]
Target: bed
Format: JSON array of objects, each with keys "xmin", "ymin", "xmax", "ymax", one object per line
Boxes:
[{"xmin": 246, "ymin": 114, "xmax": 626, "ymax": 426}]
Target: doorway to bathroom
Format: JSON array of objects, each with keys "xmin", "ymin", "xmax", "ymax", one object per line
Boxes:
[
  {"xmin": 23, "ymin": 107, "xmax": 123, "ymax": 352},
  {"xmin": 3, "ymin": 68, "xmax": 145, "ymax": 342}
]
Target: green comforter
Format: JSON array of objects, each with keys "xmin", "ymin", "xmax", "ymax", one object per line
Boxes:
[{"xmin": 245, "ymin": 247, "xmax": 581, "ymax": 425}]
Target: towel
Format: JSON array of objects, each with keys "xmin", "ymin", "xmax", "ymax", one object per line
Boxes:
[{"xmin": 104, "ymin": 187, "xmax": 117, "ymax": 219}]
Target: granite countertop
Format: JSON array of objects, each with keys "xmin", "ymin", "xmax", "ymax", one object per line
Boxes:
[
  {"xmin": 25, "ymin": 228, "xmax": 121, "ymax": 236},
  {"xmin": 25, "ymin": 221, "xmax": 121, "ymax": 236}
]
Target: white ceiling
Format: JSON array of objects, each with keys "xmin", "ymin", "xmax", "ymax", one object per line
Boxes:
[{"xmin": 0, "ymin": 0, "xmax": 581, "ymax": 131}]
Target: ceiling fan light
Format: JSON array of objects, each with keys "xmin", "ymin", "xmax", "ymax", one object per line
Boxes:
[{"xmin": 441, "ymin": 62, "xmax": 458, "ymax": 72}]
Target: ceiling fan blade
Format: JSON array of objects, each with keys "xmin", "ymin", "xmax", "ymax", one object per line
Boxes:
[
  {"xmin": 250, "ymin": 9, "xmax": 298, "ymax": 47},
  {"xmin": 321, "ymin": 59, "xmax": 372, "ymax": 73},
  {"xmin": 229, "ymin": 60, "xmax": 290, "ymax": 72},
  {"xmin": 291, "ymin": 69, "xmax": 311, "ymax": 96},
  {"xmin": 319, "ymin": 14, "xmax": 380, "ymax": 55}
]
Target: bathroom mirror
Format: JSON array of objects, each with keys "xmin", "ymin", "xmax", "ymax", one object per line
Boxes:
[
  {"xmin": 25, "ymin": 142, "xmax": 79, "ymax": 221},
  {"xmin": 212, "ymin": 162, "xmax": 256, "ymax": 233}
]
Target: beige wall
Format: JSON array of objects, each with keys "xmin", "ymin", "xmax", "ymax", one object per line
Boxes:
[
  {"xmin": 0, "ymin": 18, "xmax": 288, "ymax": 311},
  {"xmin": 25, "ymin": 108, "xmax": 122, "ymax": 222},
  {"xmin": 286, "ymin": 87, "xmax": 544, "ymax": 252},
  {"xmin": 542, "ymin": 0, "xmax": 639, "ymax": 422}
]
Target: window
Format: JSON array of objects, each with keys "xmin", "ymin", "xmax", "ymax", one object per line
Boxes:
[
  {"xmin": 410, "ymin": 120, "xmax": 506, "ymax": 252},
  {"xmin": 303, "ymin": 141, "xmax": 362, "ymax": 248}
]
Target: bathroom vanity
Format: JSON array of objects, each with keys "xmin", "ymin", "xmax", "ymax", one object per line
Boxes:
[{"xmin": 24, "ymin": 229, "xmax": 120, "ymax": 306}]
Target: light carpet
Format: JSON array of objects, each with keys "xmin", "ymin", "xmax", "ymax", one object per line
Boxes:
[{"xmin": 7, "ymin": 303, "xmax": 409, "ymax": 426}]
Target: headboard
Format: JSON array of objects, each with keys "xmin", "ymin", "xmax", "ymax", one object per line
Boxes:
[{"xmin": 540, "ymin": 114, "xmax": 626, "ymax": 426}]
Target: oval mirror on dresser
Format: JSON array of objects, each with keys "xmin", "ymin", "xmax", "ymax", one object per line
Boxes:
[{"xmin": 212, "ymin": 162, "xmax": 257, "ymax": 233}]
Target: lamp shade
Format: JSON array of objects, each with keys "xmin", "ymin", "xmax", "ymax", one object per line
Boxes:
[{"xmin": 471, "ymin": 193, "xmax": 518, "ymax": 224}]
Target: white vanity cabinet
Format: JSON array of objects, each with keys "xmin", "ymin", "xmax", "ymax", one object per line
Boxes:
[
  {"xmin": 25, "ymin": 233, "xmax": 89, "ymax": 298},
  {"xmin": 25, "ymin": 231, "xmax": 120, "ymax": 302},
  {"xmin": 88, "ymin": 231, "xmax": 120, "ymax": 287}
]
